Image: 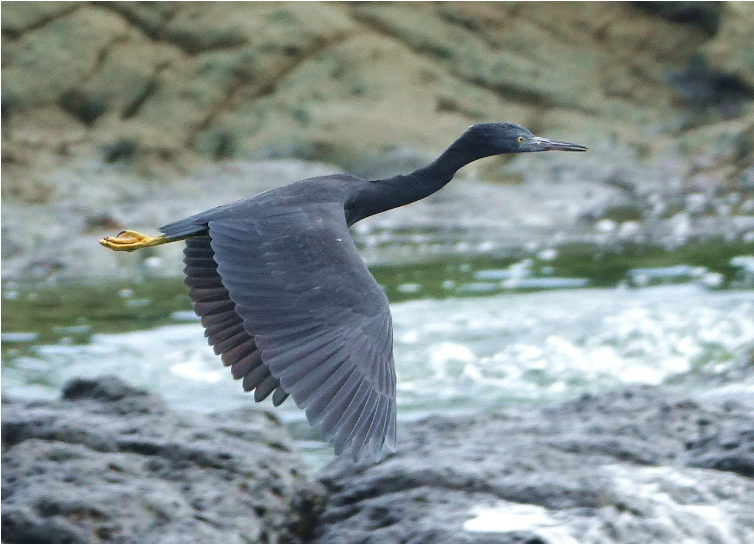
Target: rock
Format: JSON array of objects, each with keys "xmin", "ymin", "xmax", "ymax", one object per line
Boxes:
[
  {"xmin": 0, "ymin": 2, "xmax": 740, "ymax": 188},
  {"xmin": 687, "ymin": 421, "xmax": 754, "ymax": 478},
  {"xmin": 61, "ymin": 375, "xmax": 152, "ymax": 402},
  {"xmin": 0, "ymin": 2, "xmax": 79, "ymax": 36},
  {"xmin": 639, "ymin": 2, "xmax": 722, "ymax": 34},
  {"xmin": 213, "ymin": 30, "xmax": 531, "ymax": 168},
  {"xmin": 667, "ymin": 56, "xmax": 754, "ymax": 117},
  {"xmin": 0, "ymin": 158, "xmax": 341, "ymax": 280},
  {"xmin": 2, "ymin": 376, "xmax": 325, "ymax": 543},
  {"xmin": 702, "ymin": 2, "xmax": 754, "ymax": 89},
  {"xmin": 316, "ymin": 387, "xmax": 754, "ymax": 543},
  {"xmin": 2, "ymin": 8, "xmax": 130, "ymax": 107},
  {"xmin": 2, "ymin": 3, "xmax": 754, "ymax": 280}
]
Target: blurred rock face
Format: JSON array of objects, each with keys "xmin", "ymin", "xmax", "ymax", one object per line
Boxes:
[
  {"xmin": 2, "ymin": 2, "xmax": 753, "ymax": 281},
  {"xmin": 2, "ymin": 1, "xmax": 752, "ymax": 198}
]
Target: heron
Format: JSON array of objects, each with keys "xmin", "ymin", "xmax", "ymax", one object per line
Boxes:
[{"xmin": 100, "ymin": 122, "xmax": 587, "ymax": 461}]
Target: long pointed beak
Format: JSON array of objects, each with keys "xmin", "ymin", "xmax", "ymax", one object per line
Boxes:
[{"xmin": 529, "ymin": 136, "xmax": 588, "ymax": 152}]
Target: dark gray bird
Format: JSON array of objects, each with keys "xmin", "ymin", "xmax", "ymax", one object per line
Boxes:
[{"xmin": 100, "ymin": 122, "xmax": 587, "ymax": 461}]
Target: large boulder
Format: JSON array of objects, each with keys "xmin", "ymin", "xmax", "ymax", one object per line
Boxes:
[
  {"xmin": 316, "ymin": 387, "xmax": 754, "ymax": 543},
  {"xmin": 1, "ymin": 376, "xmax": 325, "ymax": 543}
]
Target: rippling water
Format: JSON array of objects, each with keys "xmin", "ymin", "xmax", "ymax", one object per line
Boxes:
[
  {"xmin": 3, "ymin": 245, "xmax": 754, "ymax": 466},
  {"xmin": 6, "ymin": 285, "xmax": 752, "ymax": 405}
]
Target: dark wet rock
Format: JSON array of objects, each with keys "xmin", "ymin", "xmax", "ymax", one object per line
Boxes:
[
  {"xmin": 701, "ymin": 3, "xmax": 754, "ymax": 89},
  {"xmin": 667, "ymin": 56, "xmax": 754, "ymax": 117},
  {"xmin": 1, "ymin": 375, "xmax": 325, "ymax": 544},
  {"xmin": 639, "ymin": 2, "xmax": 722, "ymax": 35},
  {"xmin": 687, "ymin": 421, "xmax": 754, "ymax": 478},
  {"xmin": 61, "ymin": 375, "xmax": 151, "ymax": 402},
  {"xmin": 316, "ymin": 387, "xmax": 754, "ymax": 543}
]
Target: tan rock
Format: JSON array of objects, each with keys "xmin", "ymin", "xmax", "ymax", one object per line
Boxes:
[
  {"xmin": 0, "ymin": 1, "xmax": 747, "ymax": 196},
  {"xmin": 212, "ymin": 33, "xmax": 533, "ymax": 165},
  {"xmin": 0, "ymin": 1, "xmax": 77, "ymax": 35},
  {"xmin": 703, "ymin": 2, "xmax": 754, "ymax": 87},
  {"xmin": 3, "ymin": 8, "xmax": 129, "ymax": 106}
]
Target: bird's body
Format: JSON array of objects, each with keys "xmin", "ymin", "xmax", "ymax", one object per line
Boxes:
[{"xmin": 100, "ymin": 123, "xmax": 586, "ymax": 461}]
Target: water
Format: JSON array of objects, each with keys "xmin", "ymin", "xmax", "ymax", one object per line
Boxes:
[{"xmin": 3, "ymin": 241, "xmax": 754, "ymax": 467}]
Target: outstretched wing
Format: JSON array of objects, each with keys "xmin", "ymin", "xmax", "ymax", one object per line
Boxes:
[
  {"xmin": 201, "ymin": 203, "xmax": 397, "ymax": 461},
  {"xmin": 183, "ymin": 237, "xmax": 289, "ymax": 406}
]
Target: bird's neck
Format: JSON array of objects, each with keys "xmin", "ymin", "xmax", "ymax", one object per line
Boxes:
[{"xmin": 351, "ymin": 136, "xmax": 493, "ymax": 222}]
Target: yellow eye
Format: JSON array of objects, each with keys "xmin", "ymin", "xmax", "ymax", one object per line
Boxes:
[{"xmin": 517, "ymin": 136, "xmax": 524, "ymax": 143}]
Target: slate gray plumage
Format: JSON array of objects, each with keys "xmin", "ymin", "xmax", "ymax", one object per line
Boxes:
[{"xmin": 159, "ymin": 123, "xmax": 587, "ymax": 461}]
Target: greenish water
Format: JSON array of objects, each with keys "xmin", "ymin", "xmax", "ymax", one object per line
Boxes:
[
  {"xmin": 4, "ymin": 239, "xmax": 753, "ymax": 361},
  {"xmin": 2, "ymin": 281, "xmax": 190, "ymax": 362},
  {"xmin": 371, "ymin": 239, "xmax": 754, "ymax": 299},
  {"xmin": 3, "ymin": 241, "xmax": 754, "ymax": 467}
]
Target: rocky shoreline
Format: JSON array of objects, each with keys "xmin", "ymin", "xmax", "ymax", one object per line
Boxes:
[
  {"xmin": 317, "ymin": 387, "xmax": 754, "ymax": 543},
  {"xmin": 3, "ymin": 2, "xmax": 753, "ymax": 282},
  {"xmin": 3, "ymin": 153, "xmax": 754, "ymax": 282},
  {"xmin": 3, "ymin": 376, "xmax": 753, "ymax": 543},
  {"xmin": 2, "ymin": 377, "xmax": 325, "ymax": 544}
]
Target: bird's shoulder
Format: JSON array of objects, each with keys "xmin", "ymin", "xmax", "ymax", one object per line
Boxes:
[
  {"xmin": 273, "ymin": 173, "xmax": 367, "ymax": 199},
  {"xmin": 236, "ymin": 173, "xmax": 368, "ymax": 209},
  {"xmin": 178, "ymin": 173, "xmax": 365, "ymax": 229}
]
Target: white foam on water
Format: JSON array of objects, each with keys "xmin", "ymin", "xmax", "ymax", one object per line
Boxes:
[
  {"xmin": 4, "ymin": 286, "xmax": 754, "ymax": 416},
  {"xmin": 170, "ymin": 359, "xmax": 224, "ymax": 384},
  {"xmin": 464, "ymin": 502, "xmax": 577, "ymax": 543},
  {"xmin": 391, "ymin": 286, "xmax": 754, "ymax": 410}
]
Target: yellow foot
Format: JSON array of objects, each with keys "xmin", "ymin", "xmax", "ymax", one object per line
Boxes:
[{"xmin": 99, "ymin": 230, "xmax": 167, "ymax": 252}]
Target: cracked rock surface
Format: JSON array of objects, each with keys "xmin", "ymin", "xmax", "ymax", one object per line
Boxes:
[
  {"xmin": 1, "ymin": 376, "xmax": 326, "ymax": 544},
  {"xmin": 316, "ymin": 387, "xmax": 754, "ymax": 544}
]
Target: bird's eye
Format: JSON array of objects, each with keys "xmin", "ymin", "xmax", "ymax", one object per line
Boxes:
[{"xmin": 517, "ymin": 136, "xmax": 524, "ymax": 143}]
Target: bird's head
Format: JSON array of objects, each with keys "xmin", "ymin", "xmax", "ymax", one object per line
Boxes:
[{"xmin": 461, "ymin": 122, "xmax": 588, "ymax": 155}]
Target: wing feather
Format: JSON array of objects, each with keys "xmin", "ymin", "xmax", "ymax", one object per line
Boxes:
[
  {"xmin": 242, "ymin": 359, "xmax": 272, "ymax": 392},
  {"xmin": 319, "ymin": 370, "xmax": 364, "ymax": 439},
  {"xmin": 333, "ymin": 384, "xmax": 373, "ymax": 455},
  {"xmin": 182, "ymin": 237, "xmax": 286, "ymax": 404},
  {"xmin": 300, "ymin": 355, "xmax": 353, "ymax": 409},
  {"xmin": 353, "ymin": 395, "xmax": 387, "ymax": 461},
  {"xmin": 272, "ymin": 386, "xmax": 289, "ymax": 407},
  {"xmin": 230, "ymin": 351, "xmax": 260, "ymax": 379},
  {"xmin": 204, "ymin": 204, "xmax": 397, "ymax": 460},
  {"xmin": 254, "ymin": 375, "xmax": 279, "ymax": 402},
  {"xmin": 350, "ymin": 391, "xmax": 381, "ymax": 456},
  {"xmin": 222, "ymin": 339, "xmax": 258, "ymax": 366}
]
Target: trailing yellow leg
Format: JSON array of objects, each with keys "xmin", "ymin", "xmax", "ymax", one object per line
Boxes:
[{"xmin": 99, "ymin": 230, "xmax": 168, "ymax": 252}]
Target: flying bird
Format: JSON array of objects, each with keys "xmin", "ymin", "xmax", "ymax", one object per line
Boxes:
[{"xmin": 100, "ymin": 123, "xmax": 587, "ymax": 461}]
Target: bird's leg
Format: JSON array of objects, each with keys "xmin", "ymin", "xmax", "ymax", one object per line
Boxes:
[{"xmin": 99, "ymin": 230, "xmax": 169, "ymax": 252}]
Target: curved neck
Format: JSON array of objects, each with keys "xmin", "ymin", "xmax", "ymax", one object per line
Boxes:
[{"xmin": 351, "ymin": 134, "xmax": 495, "ymax": 223}]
